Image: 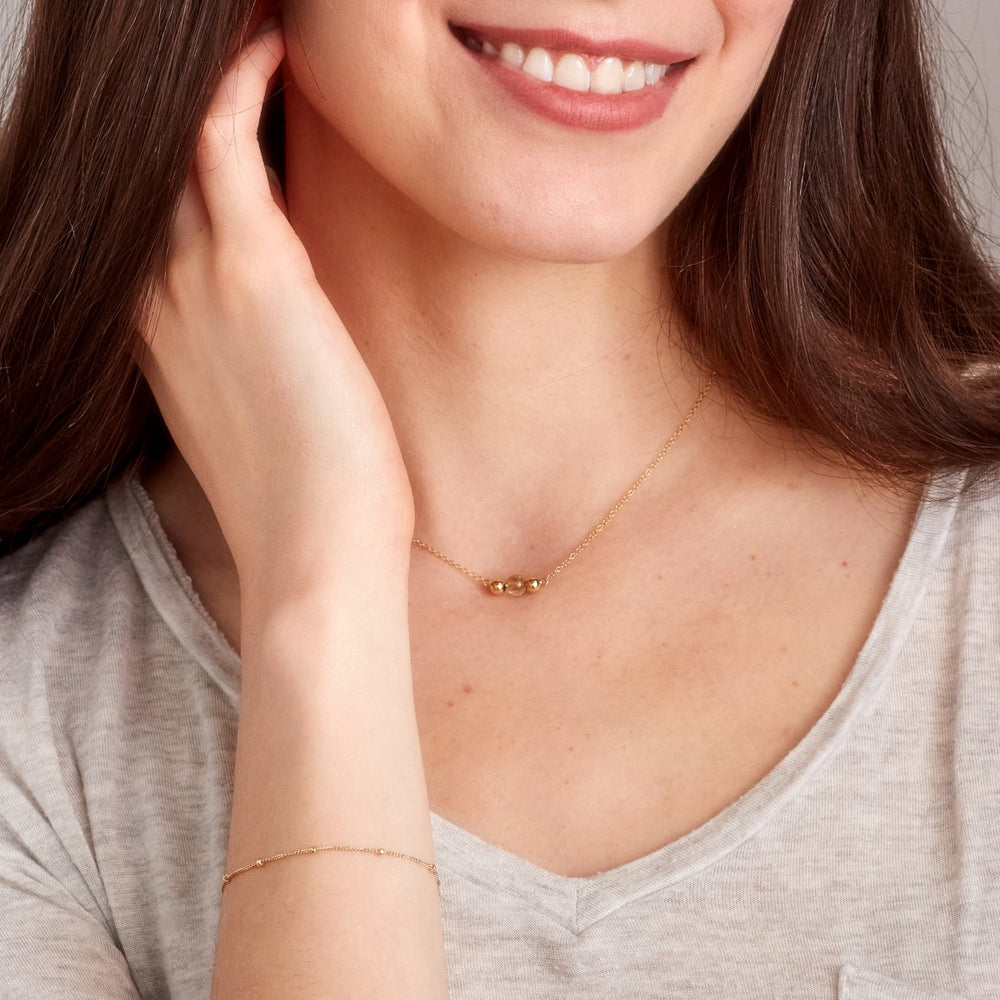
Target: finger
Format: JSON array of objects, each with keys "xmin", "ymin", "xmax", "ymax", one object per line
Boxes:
[
  {"xmin": 266, "ymin": 165, "xmax": 289, "ymax": 217},
  {"xmin": 134, "ymin": 313, "xmax": 164, "ymax": 387},
  {"xmin": 196, "ymin": 22, "xmax": 286, "ymax": 225},
  {"xmin": 168, "ymin": 165, "xmax": 212, "ymax": 258},
  {"xmin": 137, "ymin": 168, "xmax": 205, "ymax": 354}
]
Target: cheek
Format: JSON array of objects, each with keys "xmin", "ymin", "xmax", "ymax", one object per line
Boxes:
[
  {"xmin": 283, "ymin": 0, "xmax": 442, "ymax": 165},
  {"xmin": 285, "ymin": 1, "xmax": 436, "ymax": 79},
  {"xmin": 721, "ymin": 0, "xmax": 798, "ymax": 32},
  {"xmin": 686, "ymin": 0, "xmax": 795, "ymax": 145}
]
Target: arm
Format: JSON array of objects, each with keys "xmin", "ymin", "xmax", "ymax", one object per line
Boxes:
[
  {"xmin": 213, "ymin": 554, "xmax": 448, "ymax": 1000},
  {"xmin": 142, "ymin": 23, "xmax": 449, "ymax": 1000}
]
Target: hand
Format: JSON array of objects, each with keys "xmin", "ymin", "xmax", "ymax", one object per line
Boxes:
[{"xmin": 140, "ymin": 23, "xmax": 413, "ymax": 591}]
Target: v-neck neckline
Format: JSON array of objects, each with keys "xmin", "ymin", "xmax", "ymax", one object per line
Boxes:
[{"xmin": 107, "ymin": 472, "xmax": 965, "ymax": 932}]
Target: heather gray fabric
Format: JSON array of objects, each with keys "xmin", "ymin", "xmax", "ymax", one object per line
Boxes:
[{"xmin": 0, "ymin": 475, "xmax": 998, "ymax": 999}]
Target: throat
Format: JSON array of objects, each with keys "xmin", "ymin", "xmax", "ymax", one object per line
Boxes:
[{"xmin": 409, "ymin": 375, "xmax": 713, "ymax": 599}]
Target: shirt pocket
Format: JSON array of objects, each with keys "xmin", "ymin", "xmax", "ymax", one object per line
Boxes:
[{"xmin": 839, "ymin": 965, "xmax": 966, "ymax": 1000}]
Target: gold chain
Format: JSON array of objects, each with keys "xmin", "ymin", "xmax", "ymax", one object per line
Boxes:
[
  {"xmin": 222, "ymin": 844, "xmax": 441, "ymax": 890},
  {"xmin": 412, "ymin": 375, "xmax": 714, "ymax": 597}
]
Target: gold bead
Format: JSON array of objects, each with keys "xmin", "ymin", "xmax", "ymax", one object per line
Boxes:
[
  {"xmin": 488, "ymin": 580, "xmax": 506, "ymax": 595},
  {"xmin": 526, "ymin": 579, "xmax": 543, "ymax": 593},
  {"xmin": 504, "ymin": 576, "xmax": 526, "ymax": 597}
]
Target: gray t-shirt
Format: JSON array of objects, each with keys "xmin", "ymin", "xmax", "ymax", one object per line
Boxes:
[{"xmin": 0, "ymin": 475, "xmax": 998, "ymax": 1000}]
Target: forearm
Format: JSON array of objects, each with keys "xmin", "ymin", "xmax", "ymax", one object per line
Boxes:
[{"xmin": 212, "ymin": 552, "xmax": 448, "ymax": 1000}]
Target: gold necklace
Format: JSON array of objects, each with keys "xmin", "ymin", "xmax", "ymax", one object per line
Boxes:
[{"xmin": 412, "ymin": 376, "xmax": 714, "ymax": 597}]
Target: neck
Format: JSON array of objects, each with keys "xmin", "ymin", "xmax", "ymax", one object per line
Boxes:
[{"xmin": 282, "ymin": 87, "xmax": 707, "ymax": 568}]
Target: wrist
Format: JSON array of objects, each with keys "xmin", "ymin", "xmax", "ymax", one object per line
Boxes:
[
  {"xmin": 234, "ymin": 500, "xmax": 413, "ymax": 594},
  {"xmin": 239, "ymin": 546, "xmax": 411, "ymax": 672}
]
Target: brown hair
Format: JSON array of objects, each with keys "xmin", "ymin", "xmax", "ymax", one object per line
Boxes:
[
  {"xmin": 0, "ymin": 0, "xmax": 998, "ymax": 551},
  {"xmin": 669, "ymin": 0, "xmax": 1000, "ymax": 475},
  {"xmin": 0, "ymin": 0, "xmax": 257, "ymax": 552}
]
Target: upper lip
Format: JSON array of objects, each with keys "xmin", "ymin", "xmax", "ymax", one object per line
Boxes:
[{"xmin": 449, "ymin": 22, "xmax": 696, "ymax": 66}]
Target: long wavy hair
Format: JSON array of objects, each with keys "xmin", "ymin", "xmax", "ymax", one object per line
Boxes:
[{"xmin": 1, "ymin": 0, "xmax": 999, "ymax": 552}]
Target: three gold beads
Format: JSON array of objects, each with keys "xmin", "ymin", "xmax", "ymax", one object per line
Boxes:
[{"xmin": 487, "ymin": 575, "xmax": 544, "ymax": 597}]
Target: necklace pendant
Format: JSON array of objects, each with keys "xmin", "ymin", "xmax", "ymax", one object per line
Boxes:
[{"xmin": 487, "ymin": 576, "xmax": 544, "ymax": 597}]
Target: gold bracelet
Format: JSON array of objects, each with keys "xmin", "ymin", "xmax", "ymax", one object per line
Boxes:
[{"xmin": 221, "ymin": 844, "xmax": 441, "ymax": 891}]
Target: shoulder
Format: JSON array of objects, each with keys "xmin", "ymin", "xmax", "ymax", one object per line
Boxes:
[
  {"xmin": 0, "ymin": 494, "xmax": 135, "ymax": 894},
  {"xmin": 0, "ymin": 493, "xmax": 137, "ymax": 773},
  {"xmin": 932, "ymin": 468, "xmax": 1000, "ymax": 598},
  {"xmin": 0, "ymin": 492, "xmax": 182, "ymax": 999},
  {"xmin": 0, "ymin": 478, "xmax": 234, "ymax": 873},
  {"xmin": 0, "ymin": 488, "xmax": 128, "ymax": 594},
  {"xmin": 0, "ymin": 476, "xmax": 238, "ymax": 761},
  {"xmin": 0, "ymin": 479, "xmax": 189, "ymax": 772},
  {"xmin": 899, "ymin": 467, "xmax": 1000, "ymax": 679},
  {"xmin": 945, "ymin": 469, "xmax": 1000, "ymax": 652},
  {"xmin": 951, "ymin": 466, "xmax": 1000, "ymax": 539},
  {"xmin": 0, "ymin": 490, "xmax": 139, "ymax": 684}
]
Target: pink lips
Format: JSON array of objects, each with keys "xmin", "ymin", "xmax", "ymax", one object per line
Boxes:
[{"xmin": 452, "ymin": 23, "xmax": 695, "ymax": 133}]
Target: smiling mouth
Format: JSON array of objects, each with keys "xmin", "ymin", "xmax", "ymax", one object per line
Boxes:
[{"xmin": 450, "ymin": 25, "xmax": 678, "ymax": 96}]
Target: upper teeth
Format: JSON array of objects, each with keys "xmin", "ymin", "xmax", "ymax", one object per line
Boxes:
[{"xmin": 468, "ymin": 37, "xmax": 669, "ymax": 94}]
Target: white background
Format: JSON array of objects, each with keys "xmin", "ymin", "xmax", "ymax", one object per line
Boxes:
[{"xmin": 937, "ymin": 0, "xmax": 1000, "ymax": 252}]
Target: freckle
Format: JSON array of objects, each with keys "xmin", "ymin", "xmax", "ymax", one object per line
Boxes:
[
  {"xmin": 841, "ymin": 560, "xmax": 849, "ymax": 569},
  {"xmin": 446, "ymin": 700, "xmax": 455, "ymax": 708},
  {"xmin": 750, "ymin": 553, "xmax": 757, "ymax": 562},
  {"xmin": 585, "ymin": 732, "xmax": 592, "ymax": 739},
  {"xmin": 622, "ymin": 352, "xmax": 632, "ymax": 361},
  {"xmin": 462, "ymin": 684, "xmax": 473, "ymax": 694},
  {"xmin": 568, "ymin": 746, "xmax": 575, "ymax": 752},
  {"xmin": 791, "ymin": 679, "xmax": 800, "ymax": 688},
  {"xmin": 657, "ymin": 573, "xmax": 664, "ymax": 581},
  {"xmin": 779, "ymin": 644, "xmax": 789, "ymax": 653}
]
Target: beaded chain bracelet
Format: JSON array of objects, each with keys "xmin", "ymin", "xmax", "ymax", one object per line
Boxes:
[{"xmin": 222, "ymin": 844, "xmax": 441, "ymax": 891}]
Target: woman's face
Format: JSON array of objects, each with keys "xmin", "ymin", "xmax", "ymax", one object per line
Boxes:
[{"xmin": 282, "ymin": 0, "xmax": 795, "ymax": 263}]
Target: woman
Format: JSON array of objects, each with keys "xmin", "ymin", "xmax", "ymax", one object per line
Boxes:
[{"xmin": 0, "ymin": 0, "xmax": 998, "ymax": 996}]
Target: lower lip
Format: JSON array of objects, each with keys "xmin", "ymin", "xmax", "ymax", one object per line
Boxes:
[{"xmin": 462, "ymin": 48, "xmax": 688, "ymax": 133}]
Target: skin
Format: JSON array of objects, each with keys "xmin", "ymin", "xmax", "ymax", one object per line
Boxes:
[{"xmin": 141, "ymin": 2, "xmax": 920, "ymax": 995}]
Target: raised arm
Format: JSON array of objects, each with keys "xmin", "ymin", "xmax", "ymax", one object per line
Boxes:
[{"xmin": 141, "ymin": 22, "xmax": 449, "ymax": 1000}]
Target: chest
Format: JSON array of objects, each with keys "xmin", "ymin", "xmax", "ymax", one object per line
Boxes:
[{"xmin": 408, "ymin": 502, "xmax": 910, "ymax": 878}]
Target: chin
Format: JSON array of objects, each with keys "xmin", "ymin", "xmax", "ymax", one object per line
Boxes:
[{"xmin": 442, "ymin": 191, "xmax": 671, "ymax": 266}]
